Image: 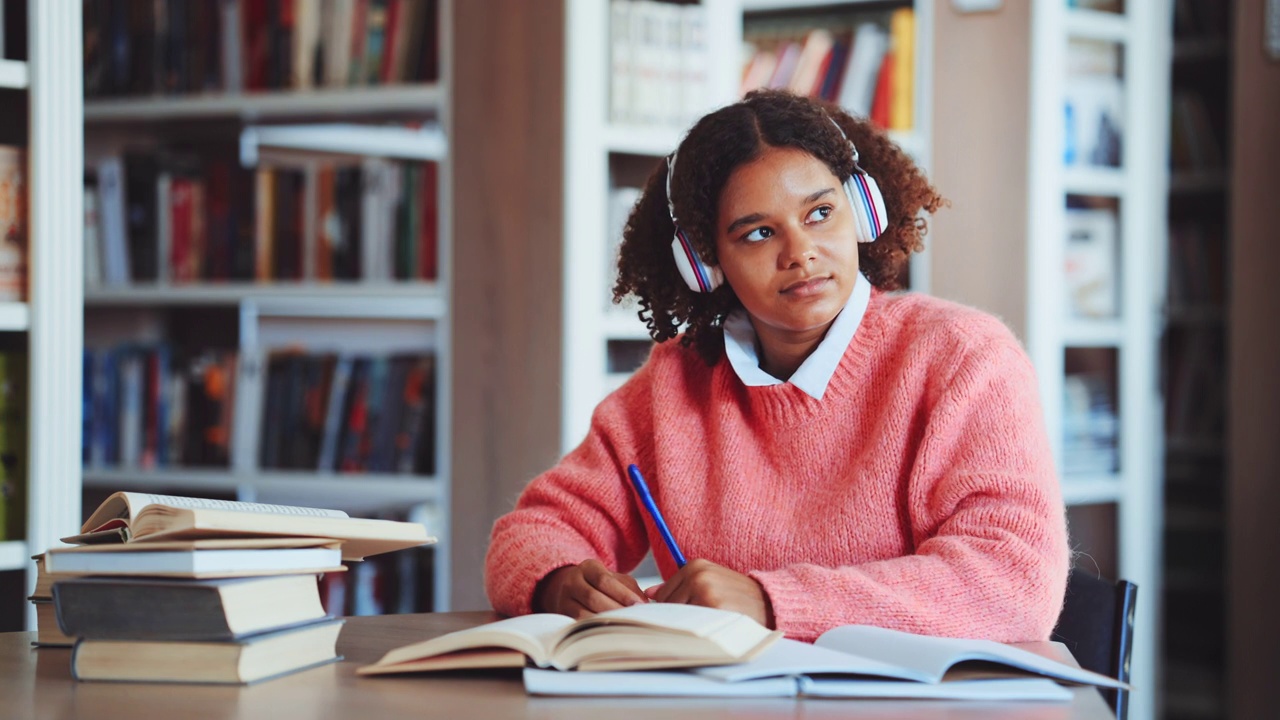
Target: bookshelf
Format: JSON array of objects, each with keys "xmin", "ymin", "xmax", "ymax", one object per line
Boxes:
[
  {"xmin": 0, "ymin": 0, "xmax": 85, "ymax": 633},
  {"xmin": 562, "ymin": 0, "xmax": 934, "ymax": 453},
  {"xmin": 1163, "ymin": 1, "xmax": 1234, "ymax": 718},
  {"xmin": 1023, "ymin": 3, "xmax": 1172, "ymax": 720},
  {"xmin": 78, "ymin": 0, "xmax": 454, "ymax": 612}
]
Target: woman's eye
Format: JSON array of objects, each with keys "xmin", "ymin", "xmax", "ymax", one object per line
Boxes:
[
  {"xmin": 806, "ymin": 205, "xmax": 833, "ymax": 224},
  {"xmin": 743, "ymin": 227, "xmax": 774, "ymax": 243}
]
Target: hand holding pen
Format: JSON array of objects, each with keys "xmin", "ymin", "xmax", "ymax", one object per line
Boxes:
[{"xmin": 628, "ymin": 464, "xmax": 775, "ymax": 628}]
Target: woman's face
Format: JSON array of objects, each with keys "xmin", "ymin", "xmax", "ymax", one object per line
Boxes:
[{"xmin": 714, "ymin": 146, "xmax": 860, "ymax": 347}]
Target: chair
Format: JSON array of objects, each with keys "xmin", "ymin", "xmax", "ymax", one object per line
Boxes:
[{"xmin": 1051, "ymin": 568, "xmax": 1138, "ymax": 720}]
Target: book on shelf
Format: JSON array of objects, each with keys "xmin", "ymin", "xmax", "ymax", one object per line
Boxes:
[
  {"xmin": 1064, "ymin": 39, "xmax": 1124, "ymax": 168},
  {"xmin": 63, "ymin": 491, "xmax": 433, "ymax": 561},
  {"xmin": 52, "ymin": 574, "xmax": 329, "ymax": 640},
  {"xmin": 887, "ymin": 8, "xmax": 914, "ymax": 131},
  {"xmin": 258, "ymin": 349, "xmax": 436, "ymax": 476},
  {"xmin": 525, "ymin": 624, "xmax": 1126, "ymax": 700},
  {"xmin": 85, "ymin": 147, "xmax": 439, "ymax": 286},
  {"xmin": 83, "ymin": 344, "xmax": 237, "ymax": 470},
  {"xmin": 43, "ymin": 538, "xmax": 345, "ymax": 578},
  {"xmin": 740, "ymin": 8, "xmax": 912, "ymax": 131},
  {"xmin": 838, "ymin": 23, "xmax": 888, "ymax": 119},
  {"xmin": 319, "ymin": 543, "xmax": 434, "ymax": 616},
  {"xmin": 0, "ymin": 144, "xmax": 26, "ymax": 302},
  {"xmin": 1064, "ymin": 207, "xmax": 1119, "ymax": 319},
  {"xmin": 83, "ymin": 0, "xmax": 440, "ymax": 99},
  {"xmin": 609, "ymin": 0, "xmax": 710, "ymax": 129},
  {"xmin": 0, "ymin": 350, "xmax": 27, "ymax": 542},
  {"xmin": 357, "ymin": 603, "xmax": 782, "ymax": 675},
  {"xmin": 70, "ymin": 617, "xmax": 345, "ymax": 685},
  {"xmin": 1062, "ymin": 373, "xmax": 1119, "ymax": 476}
]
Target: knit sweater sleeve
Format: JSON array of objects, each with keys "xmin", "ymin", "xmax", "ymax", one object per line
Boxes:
[
  {"xmin": 483, "ymin": 355, "xmax": 664, "ymax": 617},
  {"xmin": 750, "ymin": 322, "xmax": 1070, "ymax": 643}
]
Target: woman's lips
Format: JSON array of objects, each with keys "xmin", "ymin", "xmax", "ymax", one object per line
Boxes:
[{"xmin": 780, "ymin": 276, "xmax": 831, "ymax": 297}]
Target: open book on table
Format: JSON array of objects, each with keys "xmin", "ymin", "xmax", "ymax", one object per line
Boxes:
[
  {"xmin": 63, "ymin": 491, "xmax": 434, "ymax": 560},
  {"xmin": 357, "ymin": 604, "xmax": 782, "ymax": 674},
  {"xmin": 526, "ymin": 624, "xmax": 1129, "ymax": 700}
]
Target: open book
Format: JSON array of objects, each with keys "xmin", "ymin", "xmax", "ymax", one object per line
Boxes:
[
  {"xmin": 357, "ymin": 604, "xmax": 782, "ymax": 674},
  {"xmin": 525, "ymin": 624, "xmax": 1129, "ymax": 700},
  {"xmin": 63, "ymin": 491, "xmax": 433, "ymax": 560}
]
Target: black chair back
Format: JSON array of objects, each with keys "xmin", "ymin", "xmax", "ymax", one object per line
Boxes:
[{"xmin": 1051, "ymin": 568, "xmax": 1138, "ymax": 719}]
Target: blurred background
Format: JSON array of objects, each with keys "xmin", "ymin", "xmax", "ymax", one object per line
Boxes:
[{"xmin": 0, "ymin": 1, "xmax": 1276, "ymax": 719}]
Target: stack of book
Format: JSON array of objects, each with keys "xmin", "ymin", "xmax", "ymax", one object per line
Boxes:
[{"xmin": 36, "ymin": 491, "xmax": 432, "ymax": 685}]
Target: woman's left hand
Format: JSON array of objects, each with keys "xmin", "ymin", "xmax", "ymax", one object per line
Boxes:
[{"xmin": 645, "ymin": 558, "xmax": 775, "ymax": 628}]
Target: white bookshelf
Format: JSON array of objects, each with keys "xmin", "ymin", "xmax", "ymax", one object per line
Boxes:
[
  {"xmin": 1025, "ymin": 3, "xmax": 1172, "ymax": 720},
  {"xmin": 79, "ymin": 1, "xmax": 456, "ymax": 611},
  {"xmin": 3, "ymin": 0, "xmax": 85, "ymax": 630},
  {"xmin": 0, "ymin": 59, "xmax": 28, "ymax": 89},
  {"xmin": 84, "ymin": 85, "xmax": 446, "ymax": 122}
]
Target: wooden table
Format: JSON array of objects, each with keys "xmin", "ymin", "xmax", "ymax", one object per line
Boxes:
[{"xmin": 0, "ymin": 611, "xmax": 1115, "ymax": 719}]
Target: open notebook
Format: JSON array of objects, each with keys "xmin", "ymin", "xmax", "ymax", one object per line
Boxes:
[{"xmin": 525, "ymin": 624, "xmax": 1127, "ymax": 700}]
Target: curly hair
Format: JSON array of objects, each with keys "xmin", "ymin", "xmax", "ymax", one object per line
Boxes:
[{"xmin": 612, "ymin": 89, "xmax": 945, "ymax": 364}]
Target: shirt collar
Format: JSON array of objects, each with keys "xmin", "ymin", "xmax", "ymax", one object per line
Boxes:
[{"xmin": 723, "ymin": 273, "xmax": 872, "ymax": 400}]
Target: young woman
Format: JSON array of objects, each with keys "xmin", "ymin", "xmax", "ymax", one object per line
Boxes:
[{"xmin": 484, "ymin": 90, "xmax": 1069, "ymax": 643}]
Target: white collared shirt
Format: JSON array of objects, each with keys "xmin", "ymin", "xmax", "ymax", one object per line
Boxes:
[{"xmin": 722, "ymin": 272, "xmax": 872, "ymax": 400}]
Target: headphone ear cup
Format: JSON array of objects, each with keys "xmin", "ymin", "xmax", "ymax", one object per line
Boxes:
[
  {"xmin": 670, "ymin": 228, "xmax": 723, "ymax": 293},
  {"xmin": 843, "ymin": 172, "xmax": 889, "ymax": 244}
]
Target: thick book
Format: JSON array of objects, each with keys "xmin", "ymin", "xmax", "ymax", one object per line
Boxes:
[
  {"xmin": 63, "ymin": 491, "xmax": 433, "ymax": 560},
  {"xmin": 44, "ymin": 538, "xmax": 345, "ymax": 577},
  {"xmin": 357, "ymin": 604, "xmax": 782, "ymax": 675},
  {"xmin": 53, "ymin": 574, "xmax": 329, "ymax": 640},
  {"xmin": 525, "ymin": 625, "xmax": 1127, "ymax": 700},
  {"xmin": 71, "ymin": 618, "xmax": 344, "ymax": 685}
]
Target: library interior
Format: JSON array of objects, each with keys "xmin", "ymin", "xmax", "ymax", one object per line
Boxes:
[{"xmin": 0, "ymin": 1, "xmax": 1276, "ymax": 719}]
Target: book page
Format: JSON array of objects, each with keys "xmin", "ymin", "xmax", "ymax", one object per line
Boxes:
[
  {"xmin": 815, "ymin": 625, "xmax": 1128, "ymax": 688},
  {"xmin": 564, "ymin": 602, "xmax": 754, "ymax": 639},
  {"xmin": 364, "ymin": 614, "xmax": 576, "ymax": 671},
  {"xmin": 799, "ymin": 676, "xmax": 1073, "ymax": 701},
  {"xmin": 694, "ymin": 638, "xmax": 924, "ymax": 683}
]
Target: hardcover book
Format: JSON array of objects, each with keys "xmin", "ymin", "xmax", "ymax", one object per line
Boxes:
[
  {"xmin": 71, "ymin": 618, "xmax": 344, "ymax": 685},
  {"xmin": 53, "ymin": 574, "xmax": 329, "ymax": 641}
]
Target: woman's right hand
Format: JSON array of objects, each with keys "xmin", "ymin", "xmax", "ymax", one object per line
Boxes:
[{"xmin": 534, "ymin": 559, "xmax": 648, "ymax": 618}]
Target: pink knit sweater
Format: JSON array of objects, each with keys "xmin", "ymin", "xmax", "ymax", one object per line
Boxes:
[{"xmin": 485, "ymin": 290, "xmax": 1069, "ymax": 643}]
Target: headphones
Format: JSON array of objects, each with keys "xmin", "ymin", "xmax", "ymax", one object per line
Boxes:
[{"xmin": 667, "ymin": 117, "xmax": 889, "ymax": 293}]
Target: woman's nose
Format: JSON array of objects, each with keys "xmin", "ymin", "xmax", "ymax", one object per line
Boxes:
[{"xmin": 776, "ymin": 228, "xmax": 818, "ymax": 269}]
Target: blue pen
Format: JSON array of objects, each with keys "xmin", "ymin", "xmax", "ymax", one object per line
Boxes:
[{"xmin": 627, "ymin": 464, "xmax": 687, "ymax": 568}]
